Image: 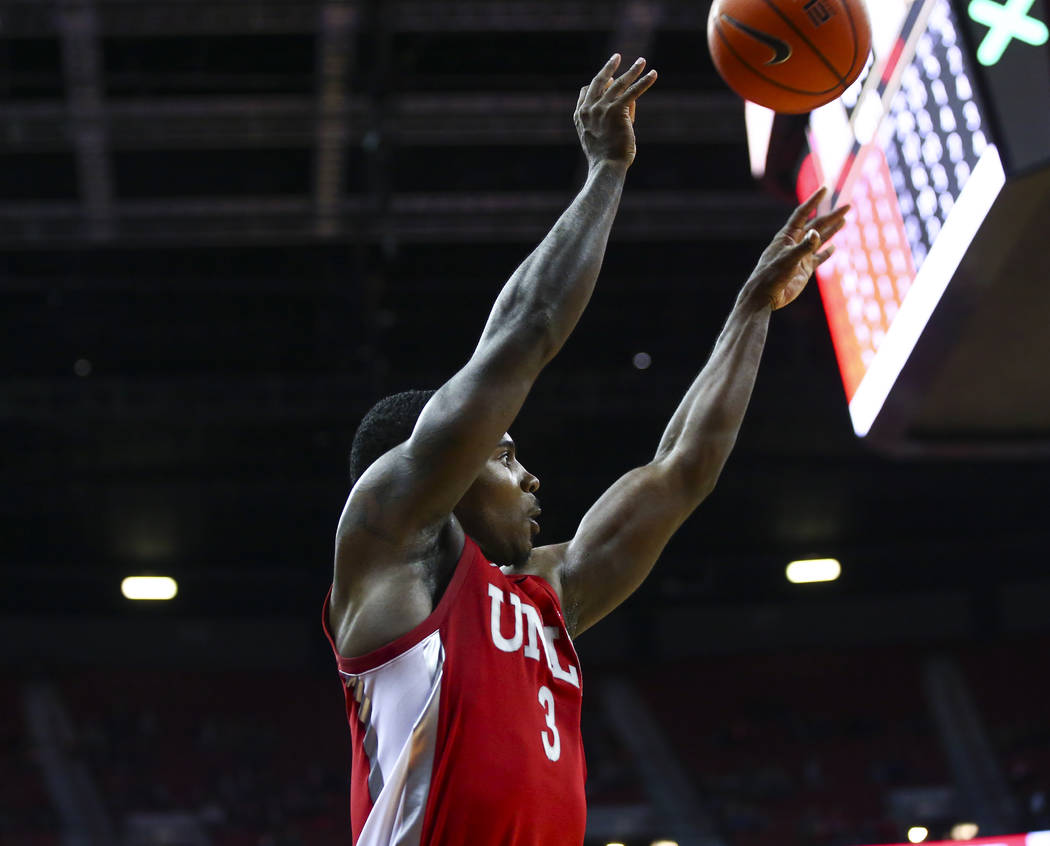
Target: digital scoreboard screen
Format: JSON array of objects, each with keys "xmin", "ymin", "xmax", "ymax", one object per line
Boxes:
[{"xmin": 747, "ymin": 0, "xmax": 1050, "ymax": 444}]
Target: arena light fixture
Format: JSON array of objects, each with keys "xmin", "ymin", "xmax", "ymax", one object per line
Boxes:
[
  {"xmin": 786, "ymin": 558, "xmax": 842, "ymax": 584},
  {"xmin": 651, "ymin": 841, "xmax": 679, "ymax": 846},
  {"xmin": 745, "ymin": 100, "xmax": 775, "ymax": 178},
  {"xmin": 121, "ymin": 576, "xmax": 178, "ymax": 601},
  {"xmin": 908, "ymin": 826, "xmax": 930, "ymax": 843},
  {"xmin": 950, "ymin": 822, "xmax": 980, "ymax": 840}
]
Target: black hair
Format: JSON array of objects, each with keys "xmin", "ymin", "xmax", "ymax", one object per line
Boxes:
[{"xmin": 349, "ymin": 389, "xmax": 437, "ymax": 485}]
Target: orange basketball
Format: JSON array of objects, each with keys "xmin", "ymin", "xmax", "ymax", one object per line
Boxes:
[{"xmin": 707, "ymin": 0, "xmax": 872, "ymax": 113}]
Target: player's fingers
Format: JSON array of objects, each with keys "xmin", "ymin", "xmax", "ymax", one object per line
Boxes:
[
  {"xmin": 814, "ymin": 244, "xmax": 836, "ymax": 266},
  {"xmin": 785, "ymin": 187, "xmax": 827, "ymax": 232},
  {"xmin": 812, "ymin": 201, "xmax": 850, "ymax": 223},
  {"xmin": 787, "ymin": 228, "xmax": 822, "ymax": 260},
  {"xmin": 811, "ymin": 203, "xmax": 850, "ymax": 232},
  {"xmin": 576, "ymin": 86, "xmax": 587, "ymax": 111},
  {"xmin": 815, "ymin": 208, "xmax": 849, "ymax": 241},
  {"xmin": 620, "ymin": 68, "xmax": 658, "ymax": 103},
  {"xmin": 606, "ymin": 57, "xmax": 647, "ymax": 97},
  {"xmin": 586, "ymin": 53, "xmax": 622, "ymax": 100}
]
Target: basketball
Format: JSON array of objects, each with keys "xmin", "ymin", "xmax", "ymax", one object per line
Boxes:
[{"xmin": 707, "ymin": 0, "xmax": 872, "ymax": 113}]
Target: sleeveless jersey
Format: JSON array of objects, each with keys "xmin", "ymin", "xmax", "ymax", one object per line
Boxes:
[{"xmin": 321, "ymin": 535, "xmax": 587, "ymax": 846}]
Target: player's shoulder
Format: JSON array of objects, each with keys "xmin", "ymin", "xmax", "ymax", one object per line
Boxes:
[{"xmin": 503, "ymin": 541, "xmax": 569, "ymax": 604}]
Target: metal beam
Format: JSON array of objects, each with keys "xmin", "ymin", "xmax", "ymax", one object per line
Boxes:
[
  {"xmin": 0, "ymin": 367, "xmax": 727, "ymax": 423},
  {"xmin": 314, "ymin": 2, "xmax": 358, "ymax": 237},
  {"xmin": 392, "ymin": 0, "xmax": 626, "ymax": 31},
  {"xmin": 0, "ymin": 0, "xmax": 708, "ymax": 37},
  {"xmin": 0, "ymin": 92, "xmax": 744, "ymax": 152},
  {"xmin": 0, "ymin": 375, "xmax": 358, "ymax": 423},
  {"xmin": 56, "ymin": 0, "xmax": 114, "ymax": 241},
  {"xmin": 0, "ymin": 0, "xmax": 315, "ymax": 37},
  {"xmin": 0, "ymin": 190, "xmax": 785, "ymax": 247}
]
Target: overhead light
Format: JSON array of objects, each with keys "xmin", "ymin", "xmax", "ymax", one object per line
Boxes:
[
  {"xmin": 786, "ymin": 558, "xmax": 841, "ymax": 584},
  {"xmin": 651, "ymin": 841, "xmax": 679, "ymax": 846},
  {"xmin": 951, "ymin": 822, "xmax": 979, "ymax": 840},
  {"xmin": 745, "ymin": 100, "xmax": 775, "ymax": 178},
  {"xmin": 908, "ymin": 826, "xmax": 930, "ymax": 843},
  {"xmin": 121, "ymin": 576, "xmax": 178, "ymax": 601}
]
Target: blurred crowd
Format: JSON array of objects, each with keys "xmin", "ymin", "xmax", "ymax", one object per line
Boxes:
[
  {"xmin": 65, "ymin": 672, "xmax": 349, "ymax": 846},
  {"xmin": 4, "ymin": 639, "xmax": 1048, "ymax": 846}
]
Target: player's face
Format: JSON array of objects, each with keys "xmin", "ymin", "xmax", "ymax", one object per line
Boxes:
[{"xmin": 454, "ymin": 434, "xmax": 541, "ymax": 568}]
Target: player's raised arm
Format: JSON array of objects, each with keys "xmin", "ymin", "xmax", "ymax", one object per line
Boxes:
[
  {"xmin": 338, "ymin": 56, "xmax": 658, "ymax": 554},
  {"xmin": 553, "ymin": 188, "xmax": 849, "ymax": 635}
]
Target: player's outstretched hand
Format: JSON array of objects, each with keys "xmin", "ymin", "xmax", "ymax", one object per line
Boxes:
[
  {"xmin": 574, "ymin": 53, "xmax": 658, "ymax": 170},
  {"xmin": 744, "ymin": 187, "xmax": 850, "ymax": 311}
]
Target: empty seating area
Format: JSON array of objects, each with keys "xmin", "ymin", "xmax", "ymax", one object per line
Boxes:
[
  {"xmin": 636, "ymin": 647, "xmax": 951, "ymax": 846},
  {"xmin": 61, "ymin": 666, "xmax": 652, "ymax": 843},
  {"xmin": 23, "ymin": 636, "xmax": 1046, "ymax": 845},
  {"xmin": 581, "ymin": 687, "xmax": 650, "ymax": 806},
  {"xmin": 957, "ymin": 635, "xmax": 1050, "ymax": 832},
  {"xmin": 60, "ymin": 670, "xmax": 351, "ymax": 846},
  {"xmin": 0, "ymin": 680, "xmax": 59, "ymax": 846}
]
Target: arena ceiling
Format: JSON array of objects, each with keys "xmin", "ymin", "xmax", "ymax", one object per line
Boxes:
[{"xmin": 3, "ymin": 0, "xmax": 1047, "ymax": 638}]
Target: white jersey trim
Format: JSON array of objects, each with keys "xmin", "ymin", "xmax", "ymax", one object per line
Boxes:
[{"xmin": 341, "ymin": 630, "xmax": 444, "ymax": 846}]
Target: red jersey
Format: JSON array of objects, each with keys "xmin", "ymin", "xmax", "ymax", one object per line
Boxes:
[{"xmin": 322, "ymin": 535, "xmax": 587, "ymax": 846}]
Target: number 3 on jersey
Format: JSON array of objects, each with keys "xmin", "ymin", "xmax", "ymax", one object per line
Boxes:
[{"xmin": 537, "ymin": 685, "xmax": 560, "ymax": 761}]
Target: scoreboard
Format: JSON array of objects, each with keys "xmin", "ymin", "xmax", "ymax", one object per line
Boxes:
[{"xmin": 748, "ymin": 0, "xmax": 1050, "ymax": 452}]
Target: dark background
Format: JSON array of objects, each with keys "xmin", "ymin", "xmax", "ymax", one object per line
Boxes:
[
  {"xmin": 3, "ymin": 3, "xmax": 1050, "ymax": 846},
  {"xmin": 2, "ymin": 0, "xmax": 1047, "ymax": 654}
]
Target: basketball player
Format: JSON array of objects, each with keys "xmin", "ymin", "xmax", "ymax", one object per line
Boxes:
[{"xmin": 322, "ymin": 54, "xmax": 848, "ymax": 845}]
